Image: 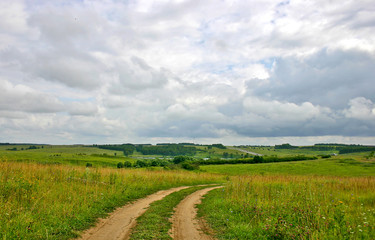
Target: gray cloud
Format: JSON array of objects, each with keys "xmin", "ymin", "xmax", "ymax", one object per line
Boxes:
[
  {"xmin": 0, "ymin": 0, "xmax": 375, "ymax": 145},
  {"xmin": 253, "ymin": 49, "xmax": 375, "ymax": 109},
  {"xmin": 0, "ymin": 79, "xmax": 64, "ymax": 114}
]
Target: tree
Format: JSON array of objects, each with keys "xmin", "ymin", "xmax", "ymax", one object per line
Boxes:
[
  {"xmin": 123, "ymin": 161, "xmax": 132, "ymax": 168},
  {"xmin": 135, "ymin": 160, "xmax": 148, "ymax": 168},
  {"xmin": 253, "ymin": 156, "xmax": 264, "ymax": 163},
  {"xmin": 117, "ymin": 162, "xmax": 124, "ymax": 168},
  {"xmin": 151, "ymin": 160, "xmax": 159, "ymax": 166},
  {"xmin": 173, "ymin": 156, "xmax": 191, "ymax": 164}
]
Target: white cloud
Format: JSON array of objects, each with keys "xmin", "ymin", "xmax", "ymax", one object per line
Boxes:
[
  {"xmin": 0, "ymin": 0, "xmax": 375, "ymax": 144},
  {"xmin": 344, "ymin": 97, "xmax": 375, "ymax": 120},
  {"xmin": 0, "ymin": 79, "xmax": 64, "ymax": 114}
]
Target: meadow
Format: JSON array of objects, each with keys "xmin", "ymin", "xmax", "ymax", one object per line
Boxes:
[
  {"xmin": 0, "ymin": 161, "xmax": 222, "ymax": 239},
  {"xmin": 201, "ymin": 158, "xmax": 375, "ymax": 177},
  {"xmin": 0, "ymin": 145, "xmax": 127, "ymax": 168},
  {"xmin": 1, "ymin": 144, "xmax": 374, "ymax": 239},
  {"xmin": 199, "ymin": 175, "xmax": 375, "ymax": 239}
]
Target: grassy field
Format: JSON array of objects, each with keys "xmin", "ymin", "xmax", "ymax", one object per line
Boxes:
[
  {"xmin": 199, "ymin": 175, "xmax": 375, "ymax": 239},
  {"xmin": 0, "ymin": 161, "xmax": 223, "ymax": 239},
  {"xmin": 0, "ymin": 145, "xmax": 130, "ymax": 168},
  {"xmin": 1, "ymin": 144, "xmax": 374, "ymax": 239},
  {"xmin": 233, "ymin": 146, "xmax": 342, "ymax": 156},
  {"xmin": 201, "ymin": 158, "xmax": 375, "ymax": 177}
]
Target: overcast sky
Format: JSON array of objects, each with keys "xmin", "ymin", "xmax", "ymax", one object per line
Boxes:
[{"xmin": 1, "ymin": 0, "xmax": 375, "ymax": 145}]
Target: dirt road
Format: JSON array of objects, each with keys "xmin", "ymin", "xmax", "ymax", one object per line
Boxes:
[
  {"xmin": 79, "ymin": 186, "xmax": 190, "ymax": 240},
  {"xmin": 170, "ymin": 186, "xmax": 223, "ymax": 240},
  {"xmin": 228, "ymin": 147, "xmax": 263, "ymax": 156}
]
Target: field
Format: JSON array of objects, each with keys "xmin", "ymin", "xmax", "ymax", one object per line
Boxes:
[
  {"xmin": 201, "ymin": 158, "xmax": 375, "ymax": 177},
  {"xmin": 1, "ymin": 144, "xmax": 374, "ymax": 239},
  {"xmin": 0, "ymin": 145, "xmax": 128, "ymax": 168},
  {"xmin": 199, "ymin": 175, "xmax": 375, "ymax": 239},
  {"xmin": 0, "ymin": 160, "xmax": 222, "ymax": 239}
]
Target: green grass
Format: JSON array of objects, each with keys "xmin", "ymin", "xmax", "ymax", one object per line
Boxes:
[
  {"xmin": 2, "ymin": 144, "xmax": 374, "ymax": 239},
  {"xmin": 201, "ymin": 158, "xmax": 375, "ymax": 177},
  {"xmin": 0, "ymin": 145, "xmax": 131, "ymax": 168},
  {"xmin": 194, "ymin": 146, "xmax": 244, "ymax": 159},
  {"xmin": 129, "ymin": 185, "xmax": 211, "ymax": 240},
  {"xmin": 0, "ymin": 161, "xmax": 223, "ymax": 239},
  {"xmin": 234, "ymin": 146, "xmax": 343, "ymax": 156},
  {"xmin": 199, "ymin": 175, "xmax": 375, "ymax": 239}
]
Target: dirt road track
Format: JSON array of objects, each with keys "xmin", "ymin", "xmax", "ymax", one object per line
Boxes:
[
  {"xmin": 170, "ymin": 186, "xmax": 223, "ymax": 240},
  {"xmin": 79, "ymin": 186, "xmax": 190, "ymax": 240}
]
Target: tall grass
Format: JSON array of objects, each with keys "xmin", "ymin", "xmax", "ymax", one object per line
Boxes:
[
  {"xmin": 199, "ymin": 175, "xmax": 375, "ymax": 239},
  {"xmin": 0, "ymin": 161, "xmax": 222, "ymax": 239}
]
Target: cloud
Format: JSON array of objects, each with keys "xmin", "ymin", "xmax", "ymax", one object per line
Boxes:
[
  {"xmin": 253, "ymin": 49, "xmax": 375, "ymax": 109},
  {"xmin": 0, "ymin": 79, "xmax": 64, "ymax": 114},
  {"xmin": 110, "ymin": 56, "xmax": 170, "ymax": 93},
  {"xmin": 67, "ymin": 102, "xmax": 98, "ymax": 116},
  {"xmin": 0, "ymin": 0, "xmax": 375, "ymax": 144},
  {"xmin": 344, "ymin": 97, "xmax": 375, "ymax": 121}
]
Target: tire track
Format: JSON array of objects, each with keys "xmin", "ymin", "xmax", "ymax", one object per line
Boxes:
[
  {"xmin": 78, "ymin": 186, "xmax": 190, "ymax": 240},
  {"xmin": 170, "ymin": 186, "xmax": 223, "ymax": 240}
]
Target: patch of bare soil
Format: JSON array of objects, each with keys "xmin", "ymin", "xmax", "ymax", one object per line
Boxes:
[
  {"xmin": 170, "ymin": 186, "xmax": 223, "ymax": 240},
  {"xmin": 78, "ymin": 186, "xmax": 190, "ymax": 240}
]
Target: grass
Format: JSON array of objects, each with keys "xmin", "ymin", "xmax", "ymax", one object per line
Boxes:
[
  {"xmin": 201, "ymin": 158, "xmax": 375, "ymax": 177},
  {"xmin": 0, "ymin": 145, "xmax": 130, "ymax": 168},
  {"xmin": 2, "ymin": 144, "xmax": 374, "ymax": 239},
  {"xmin": 234, "ymin": 146, "xmax": 342, "ymax": 157},
  {"xmin": 199, "ymin": 175, "xmax": 375, "ymax": 239},
  {"xmin": 0, "ymin": 161, "xmax": 223, "ymax": 239},
  {"xmin": 129, "ymin": 185, "xmax": 211, "ymax": 240}
]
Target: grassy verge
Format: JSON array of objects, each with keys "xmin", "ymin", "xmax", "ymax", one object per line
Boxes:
[
  {"xmin": 199, "ymin": 175, "xmax": 375, "ymax": 239},
  {"xmin": 0, "ymin": 161, "xmax": 223, "ymax": 239},
  {"xmin": 129, "ymin": 185, "xmax": 212, "ymax": 240}
]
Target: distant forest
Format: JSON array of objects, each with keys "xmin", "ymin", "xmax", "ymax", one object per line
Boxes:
[
  {"xmin": 275, "ymin": 143, "xmax": 375, "ymax": 154},
  {"xmin": 94, "ymin": 143, "xmax": 226, "ymax": 156}
]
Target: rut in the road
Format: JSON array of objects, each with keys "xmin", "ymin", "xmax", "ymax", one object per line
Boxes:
[
  {"xmin": 78, "ymin": 186, "xmax": 190, "ymax": 240},
  {"xmin": 170, "ymin": 186, "xmax": 223, "ymax": 240}
]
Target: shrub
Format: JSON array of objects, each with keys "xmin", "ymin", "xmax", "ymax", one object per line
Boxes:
[
  {"xmin": 86, "ymin": 162, "xmax": 93, "ymax": 167},
  {"xmin": 123, "ymin": 161, "xmax": 132, "ymax": 168}
]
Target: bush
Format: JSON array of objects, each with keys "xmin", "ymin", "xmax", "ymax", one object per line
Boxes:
[
  {"xmin": 135, "ymin": 160, "xmax": 149, "ymax": 168},
  {"xmin": 86, "ymin": 163, "xmax": 93, "ymax": 168},
  {"xmin": 181, "ymin": 162, "xmax": 200, "ymax": 171},
  {"xmin": 117, "ymin": 162, "xmax": 124, "ymax": 168},
  {"xmin": 173, "ymin": 156, "xmax": 192, "ymax": 164},
  {"xmin": 123, "ymin": 161, "xmax": 132, "ymax": 168}
]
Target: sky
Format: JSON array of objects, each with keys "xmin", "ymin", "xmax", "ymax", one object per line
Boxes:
[{"xmin": 0, "ymin": 0, "xmax": 375, "ymax": 145}]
